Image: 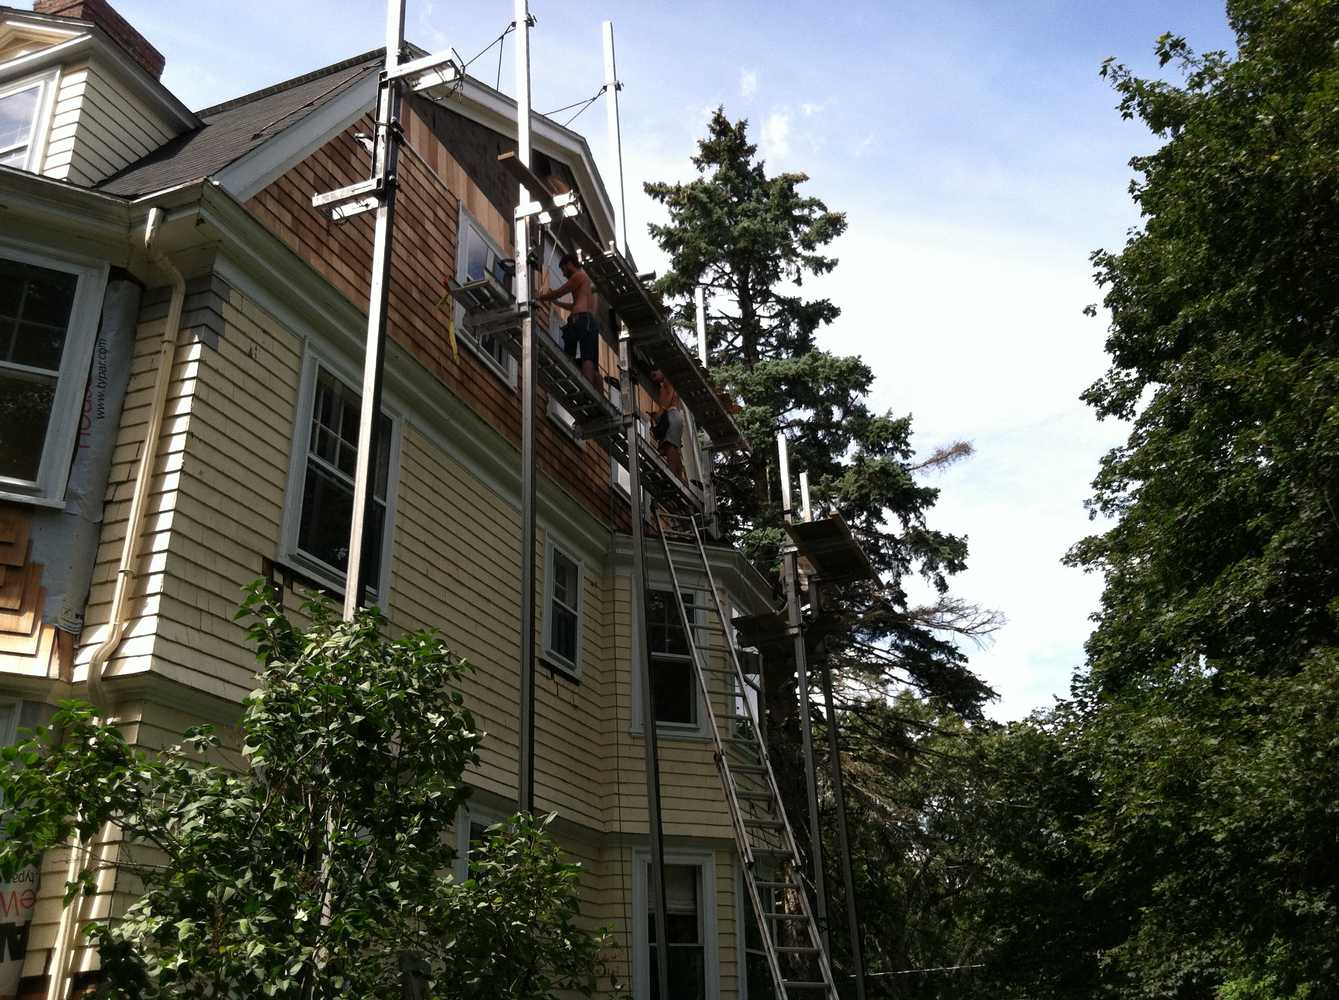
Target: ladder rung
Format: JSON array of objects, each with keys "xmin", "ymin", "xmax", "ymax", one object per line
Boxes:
[
  {"xmin": 754, "ymin": 879, "xmax": 799, "ymax": 890},
  {"xmin": 745, "ymin": 818, "xmax": 786, "ymax": 830},
  {"xmin": 776, "ymin": 946, "xmax": 819, "ymax": 955},
  {"xmin": 782, "ymin": 981, "xmax": 830, "ymax": 990},
  {"xmin": 735, "ymin": 789, "xmax": 774, "ymax": 802},
  {"xmin": 765, "ymin": 911, "xmax": 808, "ymax": 920}
]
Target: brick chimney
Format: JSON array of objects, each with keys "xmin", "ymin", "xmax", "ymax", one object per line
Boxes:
[{"xmin": 32, "ymin": 0, "xmax": 165, "ymax": 80}]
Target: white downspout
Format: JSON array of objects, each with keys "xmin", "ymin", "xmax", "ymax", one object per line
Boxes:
[
  {"xmin": 85, "ymin": 206, "xmax": 185, "ymax": 709},
  {"xmin": 45, "ymin": 206, "xmax": 185, "ymax": 1000}
]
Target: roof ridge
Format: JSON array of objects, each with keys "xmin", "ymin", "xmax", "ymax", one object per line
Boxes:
[{"xmin": 196, "ymin": 48, "xmax": 384, "ymax": 118}]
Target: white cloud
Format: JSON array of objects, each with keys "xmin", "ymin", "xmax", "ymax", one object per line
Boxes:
[
  {"xmin": 800, "ymin": 101, "xmax": 826, "ymax": 117},
  {"xmin": 739, "ymin": 69, "xmax": 758, "ymax": 99},
  {"xmin": 812, "ymin": 219, "xmax": 1127, "ymax": 719},
  {"xmin": 761, "ymin": 109, "xmax": 792, "ymax": 159}
]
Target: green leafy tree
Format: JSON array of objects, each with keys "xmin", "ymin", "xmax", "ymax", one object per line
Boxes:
[
  {"xmin": 0, "ymin": 584, "xmax": 604, "ymax": 999},
  {"xmin": 1055, "ymin": 1, "xmax": 1339, "ymax": 995}
]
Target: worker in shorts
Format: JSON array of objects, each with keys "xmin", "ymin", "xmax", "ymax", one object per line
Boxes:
[
  {"xmin": 538, "ymin": 253, "xmax": 602, "ymax": 395},
  {"xmin": 650, "ymin": 369, "xmax": 684, "ymax": 477}
]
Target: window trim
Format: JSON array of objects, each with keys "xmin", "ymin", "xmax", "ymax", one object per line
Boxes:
[
  {"xmin": 279, "ymin": 346, "xmax": 401, "ymax": 609},
  {"xmin": 632, "ymin": 849, "xmax": 720, "ymax": 1000},
  {"xmin": 0, "ymin": 239, "xmax": 109, "ymax": 508},
  {"xmin": 542, "ymin": 533, "xmax": 583, "ymax": 679},
  {"xmin": 453, "ymin": 204, "xmax": 517, "ymax": 389},
  {"xmin": 0, "ymin": 68, "xmax": 59, "ymax": 173}
]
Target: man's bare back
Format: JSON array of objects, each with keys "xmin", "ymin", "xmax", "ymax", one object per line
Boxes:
[{"xmin": 543, "ymin": 265, "xmax": 596, "ymax": 315}]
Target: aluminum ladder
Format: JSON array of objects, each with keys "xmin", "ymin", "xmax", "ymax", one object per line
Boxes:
[{"xmin": 655, "ymin": 510, "xmax": 839, "ymax": 1000}]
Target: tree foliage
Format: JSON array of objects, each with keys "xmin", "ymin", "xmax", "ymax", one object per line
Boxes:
[{"xmin": 0, "ymin": 584, "xmax": 603, "ymax": 999}]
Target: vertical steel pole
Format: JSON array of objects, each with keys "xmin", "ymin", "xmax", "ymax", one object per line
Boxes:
[
  {"xmin": 694, "ymin": 285, "xmax": 707, "ymax": 366},
  {"xmin": 342, "ymin": 0, "xmax": 406, "ymax": 621},
  {"xmin": 602, "ymin": 21, "xmax": 628, "ymax": 257},
  {"xmin": 778, "ymin": 435, "xmax": 830, "ymax": 952},
  {"xmin": 622, "ymin": 335, "xmax": 672, "ymax": 1000},
  {"xmin": 514, "ymin": 0, "xmax": 537, "ymax": 813},
  {"xmin": 815, "ymin": 608, "xmax": 867, "ymax": 1000}
]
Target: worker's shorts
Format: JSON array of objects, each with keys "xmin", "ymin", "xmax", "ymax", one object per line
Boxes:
[
  {"xmin": 655, "ymin": 407, "xmax": 684, "ymax": 449},
  {"xmin": 562, "ymin": 312, "xmax": 600, "ymax": 364}
]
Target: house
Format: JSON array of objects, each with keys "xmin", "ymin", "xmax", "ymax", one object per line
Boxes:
[{"xmin": 0, "ymin": 2, "xmax": 816, "ymax": 997}]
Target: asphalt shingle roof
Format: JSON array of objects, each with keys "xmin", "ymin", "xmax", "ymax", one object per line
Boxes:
[{"xmin": 97, "ymin": 50, "xmax": 381, "ymax": 198}]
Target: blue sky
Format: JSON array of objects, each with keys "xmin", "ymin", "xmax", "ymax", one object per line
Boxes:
[{"xmin": 119, "ymin": 0, "xmax": 1237, "ymax": 718}]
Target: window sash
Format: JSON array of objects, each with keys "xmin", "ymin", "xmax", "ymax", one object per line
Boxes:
[
  {"xmin": 544, "ymin": 542, "xmax": 582, "ymax": 673},
  {"xmin": 291, "ymin": 363, "xmax": 394, "ymax": 599},
  {"xmin": 0, "ymin": 83, "xmax": 41, "ymax": 165},
  {"xmin": 0, "ymin": 244, "xmax": 105, "ymax": 502}
]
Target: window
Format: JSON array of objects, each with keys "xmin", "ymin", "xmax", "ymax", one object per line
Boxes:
[
  {"xmin": 453, "ymin": 804, "xmax": 501, "ymax": 883},
  {"xmin": 634, "ymin": 853, "xmax": 718, "ymax": 1000},
  {"xmin": 0, "ymin": 72, "xmax": 53, "ymax": 171},
  {"xmin": 455, "ymin": 207, "xmax": 516, "ymax": 385},
  {"xmin": 543, "ymin": 538, "xmax": 582, "ymax": 677},
  {"xmin": 739, "ymin": 867, "xmax": 778, "ymax": 1000},
  {"xmin": 0, "ymin": 246, "xmax": 107, "ymax": 505},
  {"xmin": 283, "ymin": 357, "xmax": 398, "ymax": 602},
  {"xmin": 647, "ymin": 588, "xmax": 702, "ymax": 728},
  {"xmin": 608, "ymin": 380, "xmax": 649, "ymax": 495}
]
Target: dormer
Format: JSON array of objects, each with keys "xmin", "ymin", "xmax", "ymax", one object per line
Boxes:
[{"xmin": 0, "ymin": 0, "xmax": 197, "ymax": 185}]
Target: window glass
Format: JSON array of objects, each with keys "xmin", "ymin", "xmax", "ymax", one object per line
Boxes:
[
  {"xmin": 647, "ymin": 590, "xmax": 699, "ymax": 726},
  {"xmin": 547, "ymin": 546, "xmax": 580, "ymax": 669},
  {"xmin": 0, "ymin": 85, "xmax": 39, "ymax": 167},
  {"xmin": 647, "ymin": 863, "xmax": 706, "ymax": 1000},
  {"xmin": 296, "ymin": 367, "xmax": 391, "ymax": 597},
  {"xmin": 0, "ymin": 257, "xmax": 78, "ymax": 482}
]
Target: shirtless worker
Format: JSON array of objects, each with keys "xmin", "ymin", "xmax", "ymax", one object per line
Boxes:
[
  {"xmin": 650, "ymin": 369, "xmax": 685, "ymax": 477},
  {"xmin": 538, "ymin": 253, "xmax": 603, "ymax": 395}
]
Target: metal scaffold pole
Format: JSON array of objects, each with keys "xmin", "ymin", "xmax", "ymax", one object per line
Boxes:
[
  {"xmin": 514, "ymin": 0, "xmax": 537, "ymax": 814},
  {"xmin": 604, "ymin": 23, "xmax": 669, "ymax": 999},
  {"xmin": 340, "ymin": 0, "xmax": 406, "ymax": 622},
  {"xmin": 778, "ymin": 433, "xmax": 831, "ymax": 954}
]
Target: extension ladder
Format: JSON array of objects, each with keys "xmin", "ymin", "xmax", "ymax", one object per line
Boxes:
[{"xmin": 654, "ymin": 511, "xmax": 839, "ymax": 1000}]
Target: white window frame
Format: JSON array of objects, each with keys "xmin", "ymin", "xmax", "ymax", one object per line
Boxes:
[
  {"xmin": 454, "ymin": 205, "xmax": 517, "ymax": 388},
  {"xmin": 0, "ymin": 68, "xmax": 59, "ymax": 173},
  {"xmin": 632, "ymin": 584, "xmax": 710, "ymax": 738},
  {"xmin": 279, "ymin": 346, "xmax": 401, "ymax": 608},
  {"xmin": 608, "ymin": 380, "xmax": 650, "ymax": 496},
  {"xmin": 0, "ymin": 240, "xmax": 108, "ymax": 508},
  {"xmin": 632, "ymin": 849, "xmax": 720, "ymax": 1000},
  {"xmin": 542, "ymin": 533, "xmax": 583, "ymax": 679}
]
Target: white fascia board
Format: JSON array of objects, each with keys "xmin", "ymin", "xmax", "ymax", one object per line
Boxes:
[
  {"xmin": 0, "ymin": 165, "xmax": 133, "ymax": 259},
  {"xmin": 610, "ymin": 533, "xmax": 774, "ymax": 614},
  {"xmin": 215, "ymin": 70, "xmax": 379, "ymax": 202},
  {"xmin": 431, "ymin": 77, "xmax": 620, "ymax": 251},
  {"xmin": 0, "ymin": 32, "xmax": 89, "ymax": 84}
]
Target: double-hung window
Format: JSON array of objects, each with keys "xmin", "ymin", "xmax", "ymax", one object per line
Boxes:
[
  {"xmin": 635, "ymin": 854, "xmax": 718, "ymax": 1000},
  {"xmin": 646, "ymin": 588, "xmax": 703, "ymax": 729},
  {"xmin": 283, "ymin": 356, "xmax": 397, "ymax": 603},
  {"xmin": 0, "ymin": 246, "xmax": 107, "ymax": 505},
  {"xmin": 543, "ymin": 538, "xmax": 582, "ymax": 677},
  {"xmin": 0, "ymin": 72, "xmax": 55, "ymax": 171},
  {"xmin": 455, "ymin": 207, "xmax": 517, "ymax": 386}
]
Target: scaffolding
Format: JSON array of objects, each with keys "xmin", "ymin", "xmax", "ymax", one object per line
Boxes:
[{"xmin": 311, "ymin": 3, "xmax": 865, "ymax": 997}]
